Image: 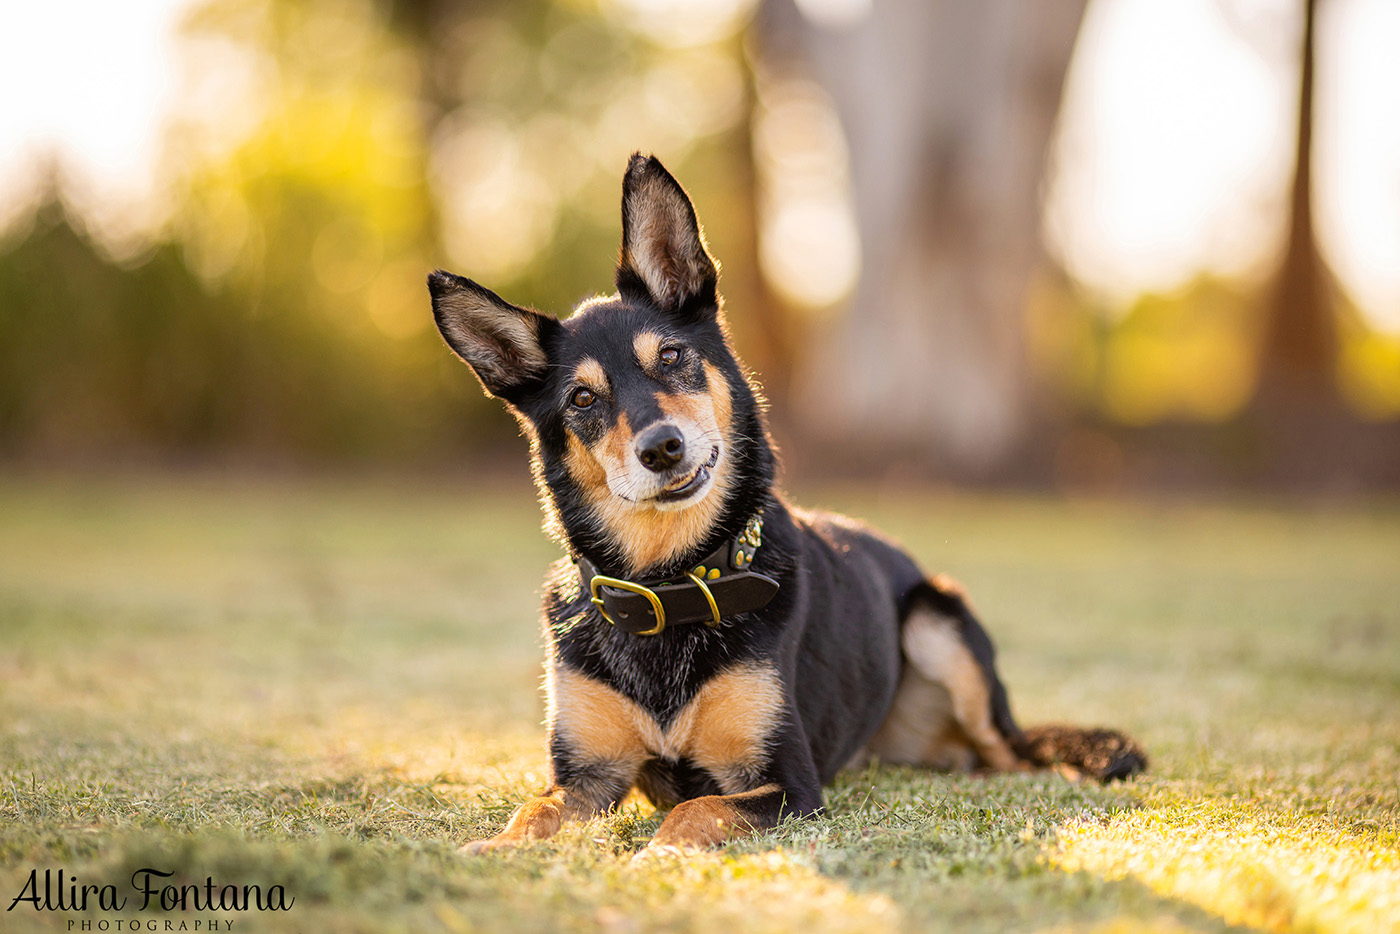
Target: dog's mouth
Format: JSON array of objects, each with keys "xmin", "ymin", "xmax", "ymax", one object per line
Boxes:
[{"xmin": 652, "ymin": 446, "xmax": 720, "ymax": 504}]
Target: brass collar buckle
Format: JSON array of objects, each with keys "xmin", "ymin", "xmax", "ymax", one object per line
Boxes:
[
  {"xmin": 683, "ymin": 569, "xmax": 723, "ymax": 628},
  {"xmin": 589, "ymin": 574, "xmax": 666, "ymax": 635}
]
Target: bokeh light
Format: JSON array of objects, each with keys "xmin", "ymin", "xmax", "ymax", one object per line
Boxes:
[{"xmin": 752, "ymin": 77, "xmax": 860, "ymax": 312}]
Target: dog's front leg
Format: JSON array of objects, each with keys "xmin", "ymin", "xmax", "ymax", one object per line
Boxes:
[
  {"xmin": 463, "ymin": 764, "xmax": 633, "ymax": 854},
  {"xmin": 636, "ymin": 699, "xmax": 826, "ymax": 857}
]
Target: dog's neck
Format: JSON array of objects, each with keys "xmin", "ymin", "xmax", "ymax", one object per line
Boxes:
[
  {"xmin": 571, "ymin": 501, "xmax": 764, "ymax": 582},
  {"xmin": 571, "ymin": 508, "xmax": 777, "ymax": 635}
]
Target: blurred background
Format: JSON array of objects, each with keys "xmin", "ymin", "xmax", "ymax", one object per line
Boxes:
[
  {"xmin": 1, "ymin": 0, "xmax": 1397, "ymax": 490},
  {"xmin": 4, "ymin": 6, "xmax": 1399, "ymax": 925}
]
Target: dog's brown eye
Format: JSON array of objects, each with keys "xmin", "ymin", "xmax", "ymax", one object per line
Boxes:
[
  {"xmin": 571, "ymin": 388, "xmax": 596, "ymax": 409},
  {"xmin": 660, "ymin": 347, "xmax": 681, "ymax": 366}
]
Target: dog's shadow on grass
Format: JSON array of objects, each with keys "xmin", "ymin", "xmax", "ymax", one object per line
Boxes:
[
  {"xmin": 442, "ymin": 765, "xmax": 1280, "ymax": 933},
  {"xmin": 750, "ymin": 768, "xmax": 1275, "ymax": 933},
  {"xmin": 0, "ymin": 757, "xmax": 1305, "ymax": 934}
]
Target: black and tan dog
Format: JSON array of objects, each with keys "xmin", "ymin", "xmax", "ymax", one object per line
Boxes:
[{"xmin": 428, "ymin": 154, "xmax": 1145, "ymax": 857}]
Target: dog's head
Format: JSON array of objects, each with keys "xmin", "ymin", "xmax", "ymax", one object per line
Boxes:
[{"xmin": 429, "ymin": 154, "xmax": 772, "ymax": 576}]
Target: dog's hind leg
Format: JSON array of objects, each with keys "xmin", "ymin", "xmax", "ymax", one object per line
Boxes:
[
  {"xmin": 864, "ymin": 577, "xmax": 1024, "ymax": 773},
  {"xmin": 865, "ymin": 576, "xmax": 1146, "ymax": 783}
]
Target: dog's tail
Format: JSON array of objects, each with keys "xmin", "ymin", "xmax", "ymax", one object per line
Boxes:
[{"xmin": 1011, "ymin": 724, "xmax": 1148, "ymax": 783}]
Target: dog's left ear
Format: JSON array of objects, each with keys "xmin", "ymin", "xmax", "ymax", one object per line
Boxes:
[{"xmin": 616, "ymin": 153, "xmax": 719, "ymax": 320}]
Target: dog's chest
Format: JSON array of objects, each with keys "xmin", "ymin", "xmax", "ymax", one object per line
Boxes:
[{"xmin": 547, "ymin": 662, "xmax": 783, "ymax": 792}]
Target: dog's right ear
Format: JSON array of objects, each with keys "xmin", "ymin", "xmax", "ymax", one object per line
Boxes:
[{"xmin": 428, "ymin": 270, "xmax": 558, "ymax": 401}]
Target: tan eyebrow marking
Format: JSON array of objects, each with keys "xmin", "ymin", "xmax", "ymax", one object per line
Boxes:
[
  {"xmin": 573, "ymin": 357, "xmax": 609, "ymax": 392},
  {"xmin": 633, "ymin": 331, "xmax": 663, "ymax": 370}
]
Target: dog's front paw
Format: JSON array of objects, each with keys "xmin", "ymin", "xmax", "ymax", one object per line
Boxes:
[
  {"xmin": 631, "ymin": 841, "xmax": 701, "ymax": 864},
  {"xmin": 641, "ymin": 796, "xmax": 744, "ymax": 855},
  {"xmin": 461, "ymin": 835, "xmax": 518, "ymax": 855}
]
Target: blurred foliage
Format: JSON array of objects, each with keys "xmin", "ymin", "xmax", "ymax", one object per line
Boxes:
[
  {"xmin": 0, "ymin": 202, "xmax": 472, "ymax": 462},
  {"xmin": 0, "ymin": 208, "xmax": 245, "ymax": 458},
  {"xmin": 400, "ymin": 0, "xmax": 767, "ymax": 355},
  {"xmin": 1338, "ymin": 311, "xmax": 1400, "ymax": 419},
  {"xmin": 0, "ymin": 0, "xmax": 1395, "ymax": 469},
  {"xmin": 0, "ymin": 0, "xmax": 760, "ymax": 464},
  {"xmin": 1029, "ymin": 273, "xmax": 1400, "ymax": 427},
  {"xmin": 1028, "ymin": 274, "xmax": 1262, "ymax": 426}
]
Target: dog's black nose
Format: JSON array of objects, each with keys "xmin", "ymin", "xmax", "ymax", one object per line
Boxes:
[{"xmin": 636, "ymin": 424, "xmax": 685, "ymax": 472}]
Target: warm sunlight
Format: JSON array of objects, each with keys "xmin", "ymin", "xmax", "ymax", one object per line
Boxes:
[
  {"xmin": 2, "ymin": 0, "xmax": 1395, "ymax": 328},
  {"xmin": 2, "ymin": 5, "xmax": 1395, "ymax": 929},
  {"xmin": 1045, "ymin": 0, "xmax": 1400, "ymax": 331},
  {"xmin": 1053, "ymin": 806, "xmax": 1400, "ymax": 933},
  {"xmin": 0, "ymin": 0, "xmax": 187, "ymax": 257}
]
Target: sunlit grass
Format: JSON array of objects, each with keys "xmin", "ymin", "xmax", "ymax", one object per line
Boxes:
[
  {"xmin": 1, "ymin": 474, "xmax": 1397, "ymax": 933},
  {"xmin": 1054, "ymin": 798, "xmax": 1400, "ymax": 934}
]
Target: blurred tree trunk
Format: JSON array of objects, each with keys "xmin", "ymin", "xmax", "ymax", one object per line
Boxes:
[
  {"xmin": 1251, "ymin": 0, "xmax": 1341, "ymax": 421},
  {"xmin": 760, "ymin": 0, "xmax": 1086, "ymax": 477},
  {"xmin": 1240, "ymin": 0, "xmax": 1400, "ymax": 487}
]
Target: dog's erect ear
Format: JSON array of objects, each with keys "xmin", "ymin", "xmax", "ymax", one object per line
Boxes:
[
  {"xmin": 428, "ymin": 270, "xmax": 558, "ymax": 400},
  {"xmin": 616, "ymin": 153, "xmax": 718, "ymax": 318}
]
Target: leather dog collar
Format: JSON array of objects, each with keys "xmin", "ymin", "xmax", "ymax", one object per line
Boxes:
[{"xmin": 576, "ymin": 512, "xmax": 779, "ymax": 636}]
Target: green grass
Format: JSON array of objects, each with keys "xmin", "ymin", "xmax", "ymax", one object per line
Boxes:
[{"xmin": 1, "ymin": 473, "xmax": 1397, "ymax": 933}]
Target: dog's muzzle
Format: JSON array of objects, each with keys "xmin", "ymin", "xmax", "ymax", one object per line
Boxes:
[{"xmin": 635, "ymin": 423, "xmax": 685, "ymax": 473}]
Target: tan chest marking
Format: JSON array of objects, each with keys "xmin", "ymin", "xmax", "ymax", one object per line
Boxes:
[{"xmin": 548, "ymin": 662, "xmax": 784, "ymax": 794}]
